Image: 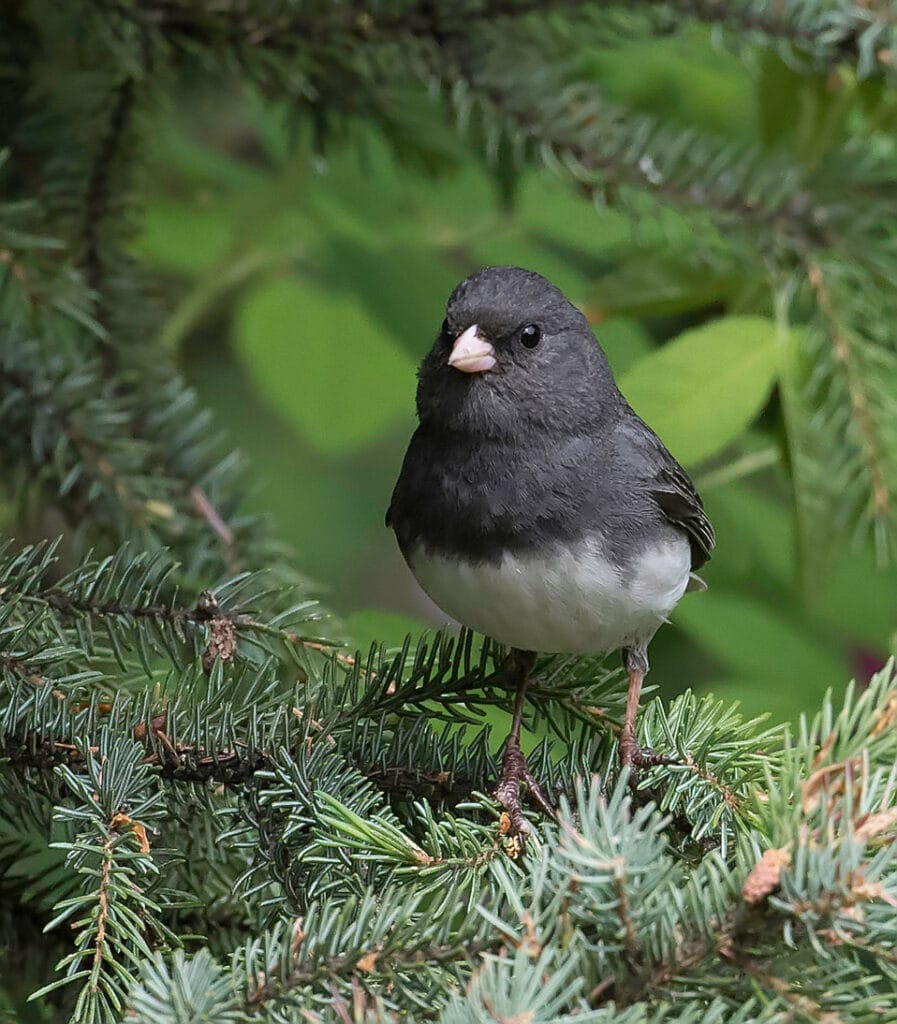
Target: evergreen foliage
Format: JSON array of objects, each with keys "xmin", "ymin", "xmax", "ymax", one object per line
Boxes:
[{"xmin": 2, "ymin": 1, "xmax": 897, "ymax": 1021}]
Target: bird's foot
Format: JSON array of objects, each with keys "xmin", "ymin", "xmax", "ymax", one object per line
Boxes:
[
  {"xmin": 619, "ymin": 731, "xmax": 677, "ymax": 789},
  {"xmin": 631, "ymin": 746, "xmax": 677, "ymax": 769},
  {"xmin": 495, "ymin": 739, "xmax": 556, "ymax": 849}
]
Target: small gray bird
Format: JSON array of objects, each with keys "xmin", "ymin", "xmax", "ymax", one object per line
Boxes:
[{"xmin": 386, "ymin": 266, "xmax": 713, "ymax": 835}]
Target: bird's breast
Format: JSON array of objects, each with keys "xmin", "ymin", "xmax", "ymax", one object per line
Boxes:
[
  {"xmin": 391, "ymin": 430, "xmax": 606, "ymax": 560},
  {"xmin": 406, "ymin": 532, "xmax": 691, "ymax": 655}
]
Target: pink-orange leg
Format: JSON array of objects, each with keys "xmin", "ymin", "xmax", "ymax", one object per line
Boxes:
[
  {"xmin": 620, "ymin": 646, "xmax": 676, "ymax": 779},
  {"xmin": 495, "ymin": 649, "xmax": 556, "ymax": 840},
  {"xmin": 619, "ymin": 661, "xmax": 644, "ymax": 770}
]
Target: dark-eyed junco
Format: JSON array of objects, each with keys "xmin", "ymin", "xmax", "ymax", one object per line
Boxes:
[{"xmin": 387, "ymin": 266, "xmax": 713, "ymax": 835}]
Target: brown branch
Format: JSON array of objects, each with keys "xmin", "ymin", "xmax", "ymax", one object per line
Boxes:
[
  {"xmin": 362, "ymin": 764, "xmax": 477, "ymax": 804},
  {"xmin": 1, "ymin": 580, "xmax": 341, "ymax": 669},
  {"xmin": 36, "ymin": 590, "xmax": 209, "ymax": 625},
  {"xmin": 189, "ymin": 485, "xmax": 234, "ymax": 547},
  {"xmin": 189, "ymin": 485, "xmax": 243, "ymax": 575},
  {"xmin": 243, "ymin": 933, "xmax": 496, "ymax": 1014},
  {"xmin": 0, "ymin": 730, "xmax": 271, "ymax": 785},
  {"xmin": 83, "ymin": 77, "xmax": 135, "ymax": 302},
  {"xmin": 0, "ymin": 726, "xmax": 490, "ymax": 807},
  {"xmin": 681, "ymin": 753, "xmax": 740, "ymax": 811},
  {"xmin": 295, "ymin": 639, "xmax": 358, "ymax": 669},
  {"xmin": 805, "ymin": 258, "xmax": 890, "ymax": 520},
  {"xmin": 559, "ymin": 695, "xmax": 621, "ymax": 735},
  {"xmin": 1, "ymin": 653, "xmax": 46, "ymax": 689},
  {"xmin": 90, "ymin": 830, "xmax": 114, "ymax": 993},
  {"xmin": 0, "ymin": 653, "xmax": 67, "ymax": 703}
]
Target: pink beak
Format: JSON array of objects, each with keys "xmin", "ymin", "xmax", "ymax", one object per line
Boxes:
[{"xmin": 447, "ymin": 324, "xmax": 496, "ymax": 374}]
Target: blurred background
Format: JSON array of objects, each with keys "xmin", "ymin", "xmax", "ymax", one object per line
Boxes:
[{"xmin": 131, "ymin": 23, "xmax": 897, "ymax": 725}]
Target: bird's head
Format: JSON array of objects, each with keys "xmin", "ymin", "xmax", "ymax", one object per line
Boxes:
[{"xmin": 416, "ymin": 266, "xmax": 620, "ymax": 437}]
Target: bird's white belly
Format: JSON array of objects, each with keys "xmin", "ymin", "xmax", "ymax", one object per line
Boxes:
[{"xmin": 408, "ymin": 535, "xmax": 691, "ymax": 654}]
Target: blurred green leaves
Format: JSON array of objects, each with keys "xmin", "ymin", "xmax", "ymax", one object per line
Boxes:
[
  {"xmin": 234, "ymin": 275, "xmax": 416, "ymax": 456},
  {"xmin": 590, "ymin": 255, "xmax": 744, "ymax": 319},
  {"xmin": 140, "ymin": 200, "xmax": 233, "ymax": 275},
  {"xmin": 620, "ymin": 317, "xmax": 781, "ymax": 466},
  {"xmin": 673, "ymin": 589, "xmax": 846, "ymax": 723}
]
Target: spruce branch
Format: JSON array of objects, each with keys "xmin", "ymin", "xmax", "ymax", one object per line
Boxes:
[
  {"xmin": 0, "ymin": 780, "xmax": 78, "ymax": 913},
  {"xmin": 19, "ymin": 576, "xmax": 323, "ymax": 668},
  {"xmin": 131, "ymin": 949, "xmax": 242, "ymax": 1024},
  {"xmin": 804, "ymin": 256, "xmax": 892, "ymax": 530},
  {"xmin": 232, "ymin": 893, "xmax": 498, "ymax": 1018},
  {"xmin": 85, "ymin": 0, "xmax": 897, "ymax": 83},
  {"xmin": 82, "ymin": 75, "xmax": 136, "ymax": 352},
  {"xmin": 0, "ymin": 289, "xmax": 326, "ymax": 598},
  {"xmin": 115, "ymin": 672, "xmax": 897, "ymax": 1019},
  {"xmin": 0, "ymin": 557, "xmax": 766, "ymax": 858},
  {"xmin": 0, "ymin": 539, "xmax": 328, "ymax": 711},
  {"xmin": 665, "ymin": 0, "xmax": 897, "ymax": 79},
  {"xmin": 0, "ymin": 355, "xmax": 147, "ymax": 529},
  {"xmin": 33, "ymin": 732, "xmax": 177, "ymax": 1024},
  {"xmin": 445, "ymin": 56, "xmax": 824, "ymax": 252}
]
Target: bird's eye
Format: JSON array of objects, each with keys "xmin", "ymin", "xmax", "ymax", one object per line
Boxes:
[
  {"xmin": 519, "ymin": 323, "xmax": 541, "ymax": 348},
  {"xmin": 440, "ymin": 318, "xmax": 450, "ymax": 337}
]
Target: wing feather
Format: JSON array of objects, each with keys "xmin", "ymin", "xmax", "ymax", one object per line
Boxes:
[{"xmin": 618, "ymin": 415, "xmax": 715, "ymax": 570}]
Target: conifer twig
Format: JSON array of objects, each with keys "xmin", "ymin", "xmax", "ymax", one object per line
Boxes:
[
  {"xmin": 83, "ymin": 77, "xmax": 136, "ymax": 311},
  {"xmin": 805, "ymin": 257, "xmax": 890, "ymax": 520},
  {"xmin": 91, "ymin": 827, "xmax": 115, "ymax": 995}
]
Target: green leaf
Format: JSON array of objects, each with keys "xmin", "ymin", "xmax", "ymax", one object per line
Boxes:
[
  {"xmin": 820, "ymin": 546, "xmax": 897, "ymax": 650},
  {"xmin": 619, "ymin": 316, "xmax": 781, "ymax": 465},
  {"xmin": 674, "ymin": 589, "xmax": 847, "ymax": 722},
  {"xmin": 514, "ymin": 170, "xmax": 631, "ymax": 255},
  {"xmin": 699, "ymin": 480, "xmax": 793, "ymax": 590},
  {"xmin": 586, "ymin": 24, "xmax": 756, "ymax": 140},
  {"xmin": 593, "ymin": 319, "xmax": 653, "ymax": 377},
  {"xmin": 136, "ymin": 200, "xmax": 233, "ymax": 275},
  {"xmin": 756, "ymin": 52, "xmax": 834, "ymax": 159},
  {"xmin": 321, "ymin": 236, "xmax": 460, "ymax": 363},
  {"xmin": 233, "ymin": 275, "xmax": 416, "ymax": 456}
]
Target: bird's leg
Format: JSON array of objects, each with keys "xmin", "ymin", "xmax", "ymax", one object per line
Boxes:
[
  {"xmin": 620, "ymin": 646, "xmax": 675, "ymax": 780},
  {"xmin": 619, "ymin": 645, "xmax": 646, "ymax": 770},
  {"xmin": 495, "ymin": 649, "xmax": 555, "ymax": 841}
]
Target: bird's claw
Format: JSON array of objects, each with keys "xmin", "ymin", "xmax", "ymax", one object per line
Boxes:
[
  {"xmin": 495, "ymin": 740, "xmax": 556, "ymax": 849},
  {"xmin": 631, "ymin": 745, "xmax": 677, "ymax": 769},
  {"xmin": 620, "ymin": 735, "xmax": 678, "ymax": 789}
]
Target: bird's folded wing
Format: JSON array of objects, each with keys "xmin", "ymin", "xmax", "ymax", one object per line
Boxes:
[
  {"xmin": 651, "ymin": 472, "xmax": 715, "ymax": 570},
  {"xmin": 617, "ymin": 417, "xmax": 716, "ymax": 571}
]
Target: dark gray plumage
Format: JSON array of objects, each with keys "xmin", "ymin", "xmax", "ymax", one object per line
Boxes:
[
  {"xmin": 387, "ymin": 266, "xmax": 713, "ymax": 572},
  {"xmin": 386, "ymin": 265, "xmax": 714, "ymax": 833}
]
